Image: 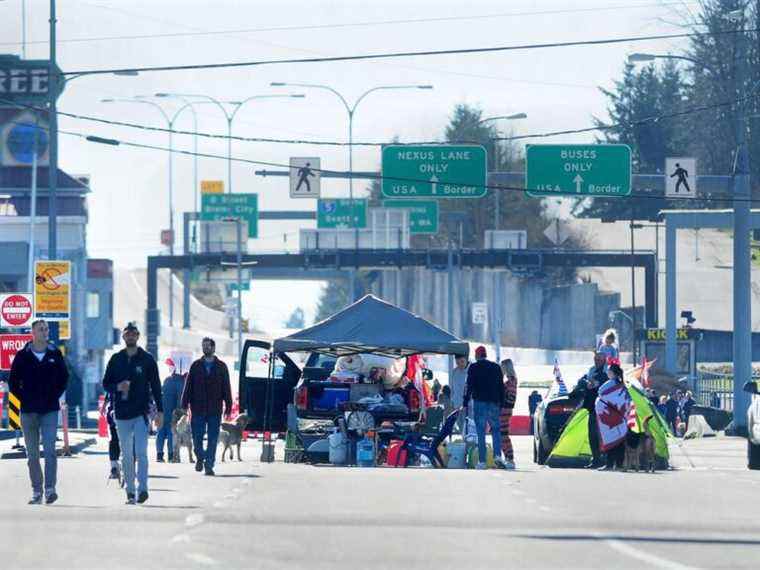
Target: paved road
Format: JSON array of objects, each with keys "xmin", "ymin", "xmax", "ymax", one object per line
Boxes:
[{"xmin": 2, "ymin": 435, "xmax": 759, "ymax": 569}]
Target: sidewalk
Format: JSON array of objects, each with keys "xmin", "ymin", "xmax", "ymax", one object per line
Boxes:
[
  {"xmin": 668, "ymin": 433, "xmax": 748, "ymax": 470},
  {"xmin": 0, "ymin": 430, "xmax": 97, "ymax": 460}
]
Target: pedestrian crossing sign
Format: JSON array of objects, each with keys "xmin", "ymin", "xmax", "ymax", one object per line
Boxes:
[
  {"xmin": 289, "ymin": 157, "xmax": 321, "ymax": 199},
  {"xmin": 665, "ymin": 157, "xmax": 697, "ymax": 198}
]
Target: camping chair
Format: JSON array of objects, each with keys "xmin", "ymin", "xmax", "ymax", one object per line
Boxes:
[{"xmin": 401, "ymin": 410, "xmax": 460, "ymax": 468}]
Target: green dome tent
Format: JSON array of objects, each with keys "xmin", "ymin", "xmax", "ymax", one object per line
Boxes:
[{"xmin": 546, "ymin": 384, "xmax": 671, "ymax": 468}]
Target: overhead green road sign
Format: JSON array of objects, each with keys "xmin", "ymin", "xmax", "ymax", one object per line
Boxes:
[
  {"xmin": 317, "ymin": 199, "xmax": 367, "ymax": 229},
  {"xmin": 381, "ymin": 144, "xmax": 487, "ymax": 198},
  {"xmin": 526, "ymin": 144, "xmax": 631, "ymax": 197},
  {"xmin": 383, "ymin": 200, "xmax": 439, "ymax": 234},
  {"xmin": 201, "ymin": 193, "xmax": 258, "ymax": 237}
]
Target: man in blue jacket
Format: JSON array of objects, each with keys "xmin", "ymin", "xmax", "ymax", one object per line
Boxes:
[{"xmin": 9, "ymin": 319, "xmax": 68, "ymax": 505}]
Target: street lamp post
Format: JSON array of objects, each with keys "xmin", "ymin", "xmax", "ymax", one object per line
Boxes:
[
  {"xmin": 270, "ymin": 82, "xmax": 433, "ymax": 302},
  {"xmin": 629, "ymin": 17, "xmax": 752, "ymax": 431},
  {"xmin": 476, "ymin": 113, "xmax": 528, "ymax": 230},
  {"xmin": 155, "ymin": 93, "xmax": 304, "ymax": 195},
  {"xmin": 100, "ymin": 98, "xmax": 196, "ymax": 327}
]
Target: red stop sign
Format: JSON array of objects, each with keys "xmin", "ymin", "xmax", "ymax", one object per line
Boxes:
[{"xmin": 1, "ymin": 294, "xmax": 33, "ymax": 327}]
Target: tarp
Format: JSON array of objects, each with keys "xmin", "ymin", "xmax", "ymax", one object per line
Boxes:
[
  {"xmin": 547, "ymin": 384, "xmax": 671, "ymax": 468},
  {"xmin": 273, "ymin": 295, "xmax": 469, "ymax": 358}
]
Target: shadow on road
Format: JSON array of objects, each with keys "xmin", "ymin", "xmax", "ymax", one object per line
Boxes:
[
  {"xmin": 515, "ymin": 534, "xmax": 760, "ymax": 546},
  {"xmin": 140, "ymin": 505, "xmax": 201, "ymax": 510},
  {"xmin": 211, "ymin": 474, "xmax": 260, "ymax": 479},
  {"xmin": 148, "ymin": 475, "xmax": 179, "ymax": 479}
]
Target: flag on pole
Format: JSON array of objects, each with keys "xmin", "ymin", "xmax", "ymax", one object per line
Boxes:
[
  {"xmin": 553, "ymin": 358, "xmax": 568, "ymax": 396},
  {"xmin": 640, "ymin": 356, "xmax": 651, "ymax": 388}
]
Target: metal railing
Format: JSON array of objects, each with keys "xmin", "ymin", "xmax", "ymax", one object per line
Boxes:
[{"xmin": 694, "ymin": 368, "xmax": 760, "ymax": 412}]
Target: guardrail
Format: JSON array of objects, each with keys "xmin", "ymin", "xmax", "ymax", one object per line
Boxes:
[{"xmin": 694, "ymin": 368, "xmax": 760, "ymax": 412}]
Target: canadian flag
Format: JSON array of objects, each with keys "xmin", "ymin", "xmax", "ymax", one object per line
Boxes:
[
  {"xmin": 626, "ymin": 401, "xmax": 638, "ymax": 430},
  {"xmin": 640, "ymin": 356, "xmax": 652, "ymax": 388},
  {"xmin": 553, "ymin": 358, "xmax": 568, "ymax": 396}
]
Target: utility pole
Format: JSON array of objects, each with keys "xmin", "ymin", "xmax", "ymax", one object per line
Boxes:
[
  {"xmin": 47, "ymin": 0, "xmax": 59, "ymax": 343},
  {"xmin": 236, "ymin": 218, "xmax": 243, "ymax": 361},
  {"xmin": 27, "ymin": 118, "xmax": 39, "ymax": 292},
  {"xmin": 732, "ymin": 13, "xmax": 752, "ymax": 434}
]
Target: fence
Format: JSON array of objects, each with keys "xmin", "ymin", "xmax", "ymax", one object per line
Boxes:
[{"xmin": 694, "ymin": 368, "xmax": 760, "ymax": 412}]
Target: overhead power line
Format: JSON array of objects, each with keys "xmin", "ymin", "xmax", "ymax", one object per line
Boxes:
[
  {"xmin": 0, "ymin": 93, "xmax": 755, "ymax": 149},
  {"xmin": 7, "ymin": 119, "xmax": 748, "ymax": 205},
  {"xmin": 61, "ymin": 27, "xmax": 760, "ymax": 77},
  {"xmin": 0, "ymin": 1, "xmax": 700, "ymax": 48}
]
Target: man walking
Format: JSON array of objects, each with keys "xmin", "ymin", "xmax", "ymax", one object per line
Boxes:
[
  {"xmin": 571, "ymin": 351, "xmax": 607, "ymax": 468},
  {"xmin": 156, "ymin": 363, "xmax": 185, "ymax": 462},
  {"xmin": 462, "ymin": 346, "xmax": 507, "ymax": 469},
  {"xmin": 182, "ymin": 338, "xmax": 232, "ymax": 476},
  {"xmin": 9, "ymin": 319, "xmax": 68, "ymax": 504},
  {"xmin": 450, "ymin": 354, "xmax": 469, "ymax": 433},
  {"xmin": 103, "ymin": 323, "xmax": 163, "ymax": 504}
]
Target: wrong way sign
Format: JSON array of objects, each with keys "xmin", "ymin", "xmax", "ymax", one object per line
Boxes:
[
  {"xmin": 0, "ymin": 293, "xmax": 33, "ymax": 328},
  {"xmin": 0, "ymin": 333, "xmax": 33, "ymax": 370}
]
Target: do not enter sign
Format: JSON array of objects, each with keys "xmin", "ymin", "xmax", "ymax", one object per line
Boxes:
[{"xmin": 0, "ymin": 293, "xmax": 33, "ymax": 328}]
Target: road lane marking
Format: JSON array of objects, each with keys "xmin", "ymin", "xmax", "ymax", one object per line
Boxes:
[
  {"xmin": 525, "ymin": 498, "xmax": 537, "ymax": 504},
  {"xmin": 185, "ymin": 553, "xmax": 217, "ymax": 566},
  {"xmin": 604, "ymin": 538, "xmax": 701, "ymax": 570},
  {"xmin": 170, "ymin": 534, "xmax": 190, "ymax": 544},
  {"xmin": 539, "ymin": 506, "xmax": 551, "ymax": 512},
  {"xmin": 185, "ymin": 514, "xmax": 205, "ymax": 528}
]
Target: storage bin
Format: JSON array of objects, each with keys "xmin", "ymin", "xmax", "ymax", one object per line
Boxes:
[{"xmin": 311, "ymin": 387, "xmax": 350, "ymax": 411}]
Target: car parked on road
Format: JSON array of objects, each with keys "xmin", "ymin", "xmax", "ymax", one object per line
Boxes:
[
  {"xmin": 744, "ymin": 380, "xmax": 760, "ymax": 469},
  {"xmin": 532, "ymin": 379, "xmax": 584, "ymax": 464}
]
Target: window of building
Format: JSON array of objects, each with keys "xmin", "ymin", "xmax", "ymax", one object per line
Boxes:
[{"xmin": 86, "ymin": 292, "xmax": 100, "ymax": 319}]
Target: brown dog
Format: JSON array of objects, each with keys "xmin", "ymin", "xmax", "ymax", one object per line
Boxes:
[
  {"xmin": 171, "ymin": 408, "xmax": 194, "ymax": 463},
  {"xmin": 219, "ymin": 414, "xmax": 250, "ymax": 462}
]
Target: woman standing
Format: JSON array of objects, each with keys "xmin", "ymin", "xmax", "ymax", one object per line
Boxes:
[
  {"xmin": 595, "ymin": 361, "xmax": 631, "ymax": 471},
  {"xmin": 499, "ymin": 359, "xmax": 518, "ymax": 470}
]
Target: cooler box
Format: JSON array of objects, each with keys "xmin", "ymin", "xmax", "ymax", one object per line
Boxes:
[
  {"xmin": 385, "ymin": 440, "xmax": 408, "ymax": 468},
  {"xmin": 311, "ymin": 388, "xmax": 350, "ymax": 412}
]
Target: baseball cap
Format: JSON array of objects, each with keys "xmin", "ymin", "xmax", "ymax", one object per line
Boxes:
[
  {"xmin": 123, "ymin": 322, "xmax": 140, "ymax": 333},
  {"xmin": 475, "ymin": 345, "xmax": 487, "ymax": 359}
]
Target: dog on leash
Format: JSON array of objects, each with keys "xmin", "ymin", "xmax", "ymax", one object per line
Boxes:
[
  {"xmin": 219, "ymin": 414, "xmax": 250, "ymax": 462},
  {"xmin": 623, "ymin": 417, "xmax": 656, "ymax": 473},
  {"xmin": 170, "ymin": 408, "xmax": 194, "ymax": 463}
]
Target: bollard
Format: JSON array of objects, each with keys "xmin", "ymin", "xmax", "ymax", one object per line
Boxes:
[
  {"xmin": 75, "ymin": 405, "xmax": 81, "ymax": 430},
  {"xmin": 61, "ymin": 403, "xmax": 71, "ymax": 456},
  {"xmin": 97, "ymin": 395, "xmax": 108, "ymax": 438}
]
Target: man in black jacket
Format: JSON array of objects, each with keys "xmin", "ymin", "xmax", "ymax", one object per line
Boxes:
[
  {"xmin": 462, "ymin": 346, "xmax": 506, "ymax": 469},
  {"xmin": 9, "ymin": 319, "xmax": 68, "ymax": 505},
  {"xmin": 571, "ymin": 351, "xmax": 607, "ymax": 468},
  {"xmin": 103, "ymin": 322, "xmax": 163, "ymax": 504}
]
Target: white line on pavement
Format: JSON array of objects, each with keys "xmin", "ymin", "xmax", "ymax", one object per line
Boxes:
[
  {"xmin": 539, "ymin": 506, "xmax": 551, "ymax": 512},
  {"xmin": 185, "ymin": 513, "xmax": 205, "ymax": 528},
  {"xmin": 525, "ymin": 498, "xmax": 537, "ymax": 504},
  {"xmin": 604, "ymin": 538, "xmax": 701, "ymax": 570},
  {"xmin": 170, "ymin": 534, "xmax": 191, "ymax": 544},
  {"xmin": 185, "ymin": 553, "xmax": 217, "ymax": 566}
]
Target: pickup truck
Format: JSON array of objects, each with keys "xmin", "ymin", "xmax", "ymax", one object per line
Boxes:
[{"xmin": 238, "ymin": 340, "xmax": 421, "ymax": 434}]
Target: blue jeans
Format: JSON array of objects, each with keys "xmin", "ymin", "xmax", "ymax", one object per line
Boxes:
[
  {"xmin": 191, "ymin": 414, "xmax": 221, "ymax": 469},
  {"xmin": 473, "ymin": 401, "xmax": 502, "ymax": 464},
  {"xmin": 21, "ymin": 411, "xmax": 59, "ymax": 495},
  {"xmin": 155, "ymin": 417, "xmax": 173, "ymax": 458},
  {"xmin": 116, "ymin": 416, "xmax": 149, "ymax": 495},
  {"xmin": 156, "ymin": 376, "xmax": 184, "ymax": 457}
]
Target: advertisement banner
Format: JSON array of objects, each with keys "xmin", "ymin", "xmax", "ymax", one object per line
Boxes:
[{"xmin": 34, "ymin": 260, "xmax": 71, "ymax": 320}]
